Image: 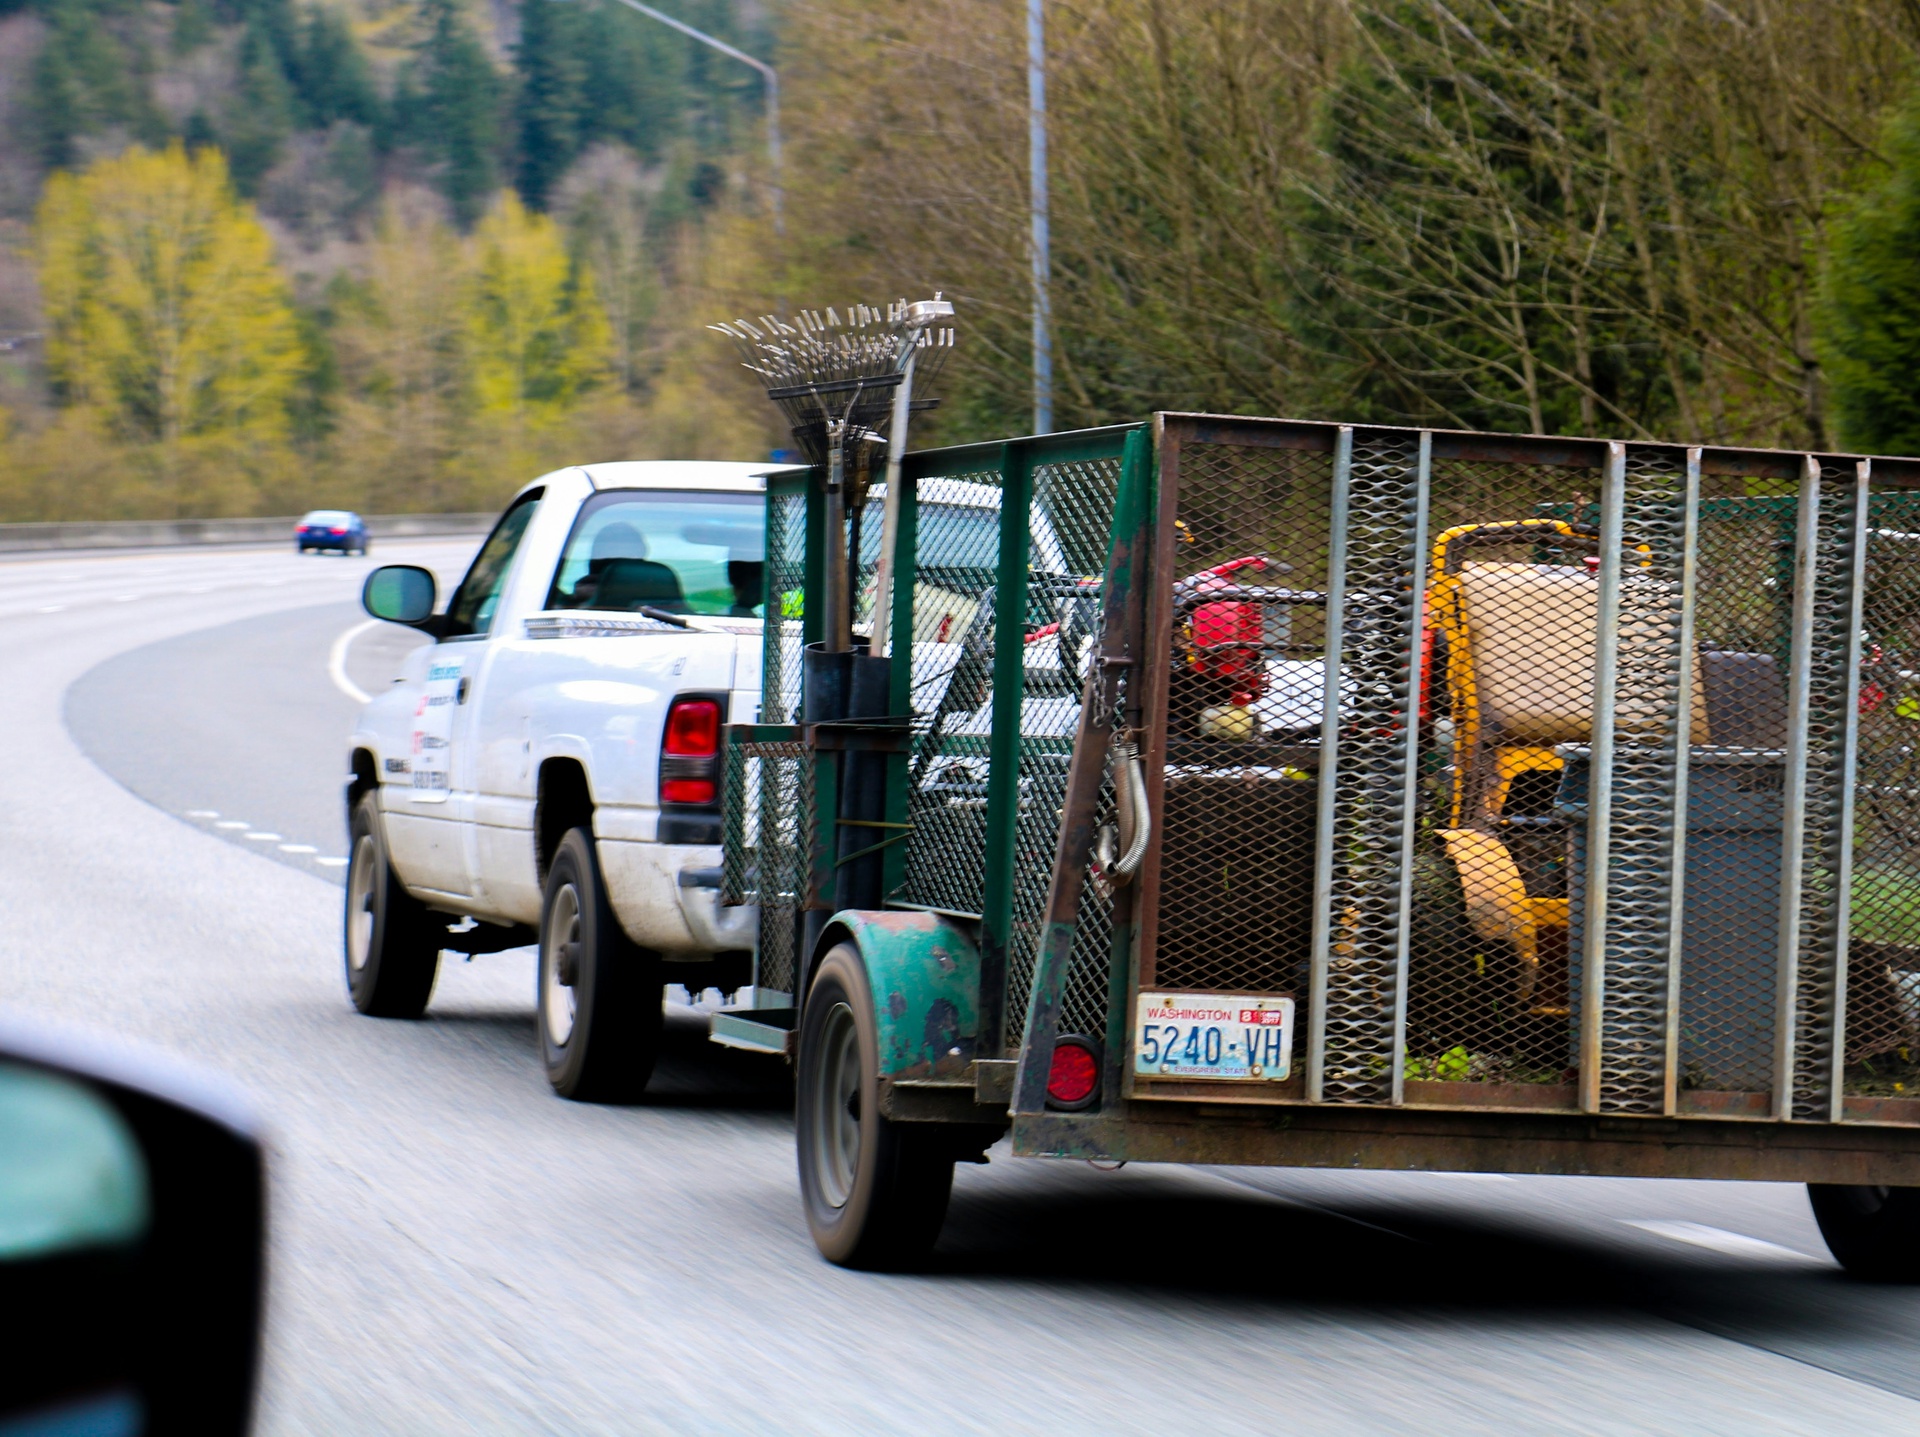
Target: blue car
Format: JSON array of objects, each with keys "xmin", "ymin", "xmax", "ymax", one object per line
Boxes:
[{"xmin": 296, "ymin": 509, "xmax": 369, "ymax": 555}]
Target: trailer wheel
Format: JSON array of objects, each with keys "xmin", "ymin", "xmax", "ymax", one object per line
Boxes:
[
  {"xmin": 345, "ymin": 793, "xmax": 441, "ymax": 1018},
  {"xmin": 797, "ymin": 942, "xmax": 954, "ymax": 1269},
  {"xmin": 537, "ymin": 827, "xmax": 662, "ymax": 1102},
  {"xmin": 1809, "ymin": 1184, "xmax": 1920, "ymax": 1279}
]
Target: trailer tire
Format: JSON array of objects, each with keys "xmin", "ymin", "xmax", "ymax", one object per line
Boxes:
[
  {"xmin": 537, "ymin": 827, "xmax": 662, "ymax": 1102},
  {"xmin": 345, "ymin": 794, "xmax": 441, "ymax": 1018},
  {"xmin": 797, "ymin": 942, "xmax": 954, "ymax": 1269},
  {"xmin": 1809, "ymin": 1184, "xmax": 1920, "ymax": 1280}
]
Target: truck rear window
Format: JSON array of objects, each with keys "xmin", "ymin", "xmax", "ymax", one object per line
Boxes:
[{"xmin": 547, "ymin": 490, "xmax": 766, "ymax": 617}]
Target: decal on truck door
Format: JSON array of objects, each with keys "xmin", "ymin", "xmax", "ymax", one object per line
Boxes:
[{"xmin": 409, "ymin": 659, "xmax": 462, "ymax": 802}]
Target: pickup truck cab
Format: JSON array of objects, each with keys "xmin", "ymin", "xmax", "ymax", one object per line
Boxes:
[{"xmin": 345, "ymin": 461, "xmax": 777, "ymax": 1101}]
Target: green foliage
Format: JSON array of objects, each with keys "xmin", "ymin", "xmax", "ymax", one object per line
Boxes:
[
  {"xmin": 289, "ymin": 6, "xmax": 379, "ymax": 130},
  {"xmin": 513, "ymin": 0, "xmax": 588, "ymax": 210},
  {"xmin": 1818, "ymin": 88, "xmax": 1920, "ymax": 457},
  {"xmin": 396, "ymin": 0, "xmax": 503, "ymax": 227},
  {"xmin": 29, "ymin": 0, "xmax": 164, "ymax": 171},
  {"xmin": 35, "ymin": 144, "xmax": 304, "ymax": 509},
  {"xmin": 224, "ymin": 22, "xmax": 298, "ymax": 194}
]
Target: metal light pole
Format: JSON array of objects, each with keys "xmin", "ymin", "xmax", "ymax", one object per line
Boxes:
[
  {"xmin": 1027, "ymin": 0, "xmax": 1053, "ymax": 434},
  {"xmin": 601, "ymin": 0, "xmax": 783, "ymax": 238}
]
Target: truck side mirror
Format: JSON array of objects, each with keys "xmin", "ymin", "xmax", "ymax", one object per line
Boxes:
[
  {"xmin": 362, "ymin": 565, "xmax": 438, "ymax": 627},
  {"xmin": 0, "ymin": 1017, "xmax": 264, "ymax": 1434}
]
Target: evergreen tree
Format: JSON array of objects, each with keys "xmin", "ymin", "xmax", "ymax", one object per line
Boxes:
[
  {"xmin": 514, "ymin": 0, "xmax": 587, "ymax": 210},
  {"xmin": 224, "ymin": 21, "xmax": 297, "ymax": 193},
  {"xmin": 1818, "ymin": 88, "xmax": 1920, "ymax": 456},
  {"xmin": 406, "ymin": 0, "xmax": 502, "ymax": 228},
  {"xmin": 291, "ymin": 5, "xmax": 379, "ymax": 129},
  {"xmin": 29, "ymin": 34, "xmax": 83, "ymax": 171}
]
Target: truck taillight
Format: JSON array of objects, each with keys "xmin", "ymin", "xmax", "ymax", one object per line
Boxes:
[{"xmin": 660, "ymin": 698, "xmax": 721, "ymax": 805}]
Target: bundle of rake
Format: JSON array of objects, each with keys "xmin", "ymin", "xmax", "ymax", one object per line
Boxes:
[
  {"xmin": 711, "ymin": 297, "xmax": 955, "ymax": 654},
  {"xmin": 709, "ymin": 300, "xmax": 955, "ymax": 469}
]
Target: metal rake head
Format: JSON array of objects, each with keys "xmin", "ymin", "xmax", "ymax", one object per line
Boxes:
[{"xmin": 710, "ymin": 298, "xmax": 955, "ymax": 464}]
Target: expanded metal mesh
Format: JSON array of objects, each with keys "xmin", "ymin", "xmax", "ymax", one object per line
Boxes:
[
  {"xmin": 1404, "ymin": 458, "xmax": 1604, "ymax": 1092},
  {"xmin": 1585, "ymin": 451, "xmax": 1689, "ymax": 1115},
  {"xmin": 1004, "ymin": 457, "xmax": 1124, "ymax": 1049},
  {"xmin": 1143, "ymin": 441, "xmax": 1332, "ymax": 1084},
  {"xmin": 761, "ymin": 490, "xmax": 808, "ymax": 724},
  {"xmin": 722, "ymin": 738, "xmax": 810, "ymax": 999},
  {"xmin": 1844, "ymin": 490, "xmax": 1920, "ymax": 1099},
  {"xmin": 894, "ymin": 466, "xmax": 1004, "ymax": 920},
  {"xmin": 1787, "ymin": 465, "xmax": 1864, "ymax": 1118},
  {"xmin": 1664, "ymin": 490, "xmax": 1792, "ymax": 1098}
]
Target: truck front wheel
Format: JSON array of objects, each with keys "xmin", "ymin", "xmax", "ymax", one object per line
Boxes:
[
  {"xmin": 1809, "ymin": 1184, "xmax": 1920, "ymax": 1279},
  {"xmin": 796, "ymin": 942, "xmax": 955, "ymax": 1269},
  {"xmin": 537, "ymin": 827, "xmax": 662, "ymax": 1102},
  {"xmin": 345, "ymin": 794, "xmax": 441, "ymax": 1017}
]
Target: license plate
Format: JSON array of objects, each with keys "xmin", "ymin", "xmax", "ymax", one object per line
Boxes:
[{"xmin": 1134, "ymin": 992, "xmax": 1294, "ymax": 1081}]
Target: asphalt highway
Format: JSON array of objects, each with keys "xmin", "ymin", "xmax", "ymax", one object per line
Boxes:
[{"xmin": 6, "ymin": 540, "xmax": 1920, "ymax": 1433}]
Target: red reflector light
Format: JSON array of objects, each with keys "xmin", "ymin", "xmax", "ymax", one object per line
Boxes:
[
  {"xmin": 1046, "ymin": 1039, "xmax": 1099, "ymax": 1109},
  {"xmin": 330, "ymin": 527, "xmax": 347, "ymax": 534},
  {"xmin": 663, "ymin": 700, "xmax": 721, "ymax": 756},
  {"xmin": 660, "ymin": 777, "xmax": 716, "ymax": 804}
]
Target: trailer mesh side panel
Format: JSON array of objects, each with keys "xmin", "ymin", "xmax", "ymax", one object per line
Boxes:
[
  {"xmin": 1590, "ymin": 450, "xmax": 1688, "ymax": 1114},
  {"xmin": 1407, "ymin": 457, "xmax": 1601, "ymax": 1091},
  {"xmin": 1005, "ymin": 456, "xmax": 1125, "ymax": 1050},
  {"xmin": 1847, "ymin": 490, "xmax": 1920, "ymax": 1097},
  {"xmin": 760, "ymin": 491, "xmax": 808, "ymax": 723},
  {"xmin": 1134, "ymin": 438, "xmax": 1329, "ymax": 1090},
  {"xmin": 894, "ymin": 467, "xmax": 1005, "ymax": 920},
  {"xmin": 1669, "ymin": 492, "xmax": 1790, "ymax": 1097},
  {"xmin": 724, "ymin": 738, "xmax": 810, "ymax": 999},
  {"xmin": 1317, "ymin": 432, "xmax": 1424, "ymax": 1102}
]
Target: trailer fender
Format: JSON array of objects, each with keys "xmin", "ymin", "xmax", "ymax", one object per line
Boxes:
[{"xmin": 819, "ymin": 910, "xmax": 980, "ymax": 1079}]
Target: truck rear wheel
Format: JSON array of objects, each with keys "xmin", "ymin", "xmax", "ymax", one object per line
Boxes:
[
  {"xmin": 537, "ymin": 827, "xmax": 662, "ymax": 1102},
  {"xmin": 345, "ymin": 793, "xmax": 441, "ymax": 1018},
  {"xmin": 1809, "ymin": 1184, "xmax": 1920, "ymax": 1279},
  {"xmin": 796, "ymin": 942, "xmax": 954, "ymax": 1269}
]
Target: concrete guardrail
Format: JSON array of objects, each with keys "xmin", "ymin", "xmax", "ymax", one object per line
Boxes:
[{"xmin": 0, "ymin": 512, "xmax": 496, "ymax": 554}]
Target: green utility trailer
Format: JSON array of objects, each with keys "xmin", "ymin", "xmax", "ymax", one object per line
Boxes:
[{"xmin": 710, "ymin": 413, "xmax": 1920, "ymax": 1273}]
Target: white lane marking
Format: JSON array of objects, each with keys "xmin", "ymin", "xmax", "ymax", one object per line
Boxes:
[
  {"xmin": 1424, "ymin": 1171, "xmax": 1515, "ymax": 1182},
  {"xmin": 328, "ymin": 619, "xmax": 379, "ymax": 704},
  {"xmin": 1621, "ymin": 1220, "xmax": 1823, "ymax": 1263},
  {"xmin": 185, "ymin": 810, "xmax": 219, "ymax": 819},
  {"xmin": 215, "ymin": 820, "xmax": 249, "ymax": 829},
  {"xmin": 114, "ymin": 594, "xmax": 138, "ymax": 602},
  {"xmin": 37, "ymin": 604, "xmax": 65, "ymax": 613},
  {"xmin": 315, "ymin": 856, "xmax": 348, "ymax": 867},
  {"xmin": 279, "ymin": 843, "xmax": 316, "ymax": 854},
  {"xmin": 245, "ymin": 832, "xmax": 282, "ymax": 842}
]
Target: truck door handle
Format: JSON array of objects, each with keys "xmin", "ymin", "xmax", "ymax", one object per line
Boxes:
[{"xmin": 456, "ymin": 677, "xmax": 471, "ymax": 704}]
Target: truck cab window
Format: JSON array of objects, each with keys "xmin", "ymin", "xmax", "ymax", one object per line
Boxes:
[
  {"xmin": 444, "ymin": 489, "xmax": 544, "ymax": 638},
  {"xmin": 547, "ymin": 490, "xmax": 765, "ymax": 617}
]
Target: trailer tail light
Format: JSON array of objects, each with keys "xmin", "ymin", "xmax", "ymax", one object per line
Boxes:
[
  {"xmin": 1046, "ymin": 1036, "xmax": 1100, "ymax": 1110},
  {"xmin": 660, "ymin": 698, "xmax": 721, "ymax": 805}
]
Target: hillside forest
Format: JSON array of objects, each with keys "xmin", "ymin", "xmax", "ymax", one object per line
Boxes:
[{"xmin": 4, "ymin": 0, "xmax": 1920, "ymax": 520}]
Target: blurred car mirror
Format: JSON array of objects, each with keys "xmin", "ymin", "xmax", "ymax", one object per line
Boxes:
[
  {"xmin": 362, "ymin": 565, "xmax": 438, "ymax": 628},
  {"xmin": 0, "ymin": 1017, "xmax": 264, "ymax": 1436}
]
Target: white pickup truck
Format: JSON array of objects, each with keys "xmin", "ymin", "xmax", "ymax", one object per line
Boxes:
[{"xmin": 345, "ymin": 461, "xmax": 778, "ymax": 1102}]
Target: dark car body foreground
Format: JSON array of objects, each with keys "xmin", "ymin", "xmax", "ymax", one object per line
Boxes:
[{"xmin": 296, "ymin": 510, "xmax": 368, "ymax": 554}]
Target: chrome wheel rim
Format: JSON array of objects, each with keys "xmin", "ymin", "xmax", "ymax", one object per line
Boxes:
[
  {"xmin": 346, "ymin": 834, "xmax": 376, "ymax": 973},
  {"xmin": 811, "ymin": 1002, "xmax": 861, "ymax": 1210},
  {"xmin": 542, "ymin": 885, "xmax": 580, "ymax": 1048}
]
